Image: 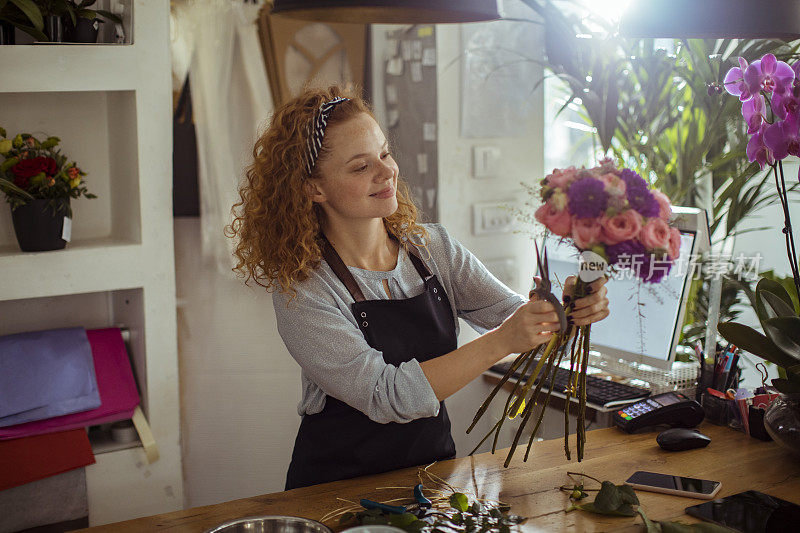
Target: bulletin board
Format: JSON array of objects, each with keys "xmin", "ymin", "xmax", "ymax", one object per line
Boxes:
[{"xmin": 383, "ymin": 25, "xmax": 438, "ymax": 222}]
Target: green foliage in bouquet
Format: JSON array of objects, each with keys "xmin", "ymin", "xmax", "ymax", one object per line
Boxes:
[
  {"xmin": 0, "ymin": 126, "xmax": 96, "ymax": 216},
  {"xmin": 521, "ymin": 0, "xmax": 799, "ymax": 348}
]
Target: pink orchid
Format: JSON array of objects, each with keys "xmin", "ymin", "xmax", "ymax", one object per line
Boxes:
[
  {"xmin": 747, "ymin": 124, "xmax": 776, "ymax": 169},
  {"xmin": 724, "ymin": 57, "xmax": 761, "ymax": 102},
  {"xmin": 764, "ymin": 110, "xmax": 800, "ymax": 161},
  {"xmin": 749, "ymin": 54, "xmax": 795, "ymax": 95},
  {"xmin": 742, "ymin": 94, "xmax": 767, "ymax": 134}
]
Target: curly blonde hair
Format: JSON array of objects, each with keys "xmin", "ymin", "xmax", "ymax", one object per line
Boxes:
[{"xmin": 226, "ymin": 85, "xmax": 427, "ymax": 297}]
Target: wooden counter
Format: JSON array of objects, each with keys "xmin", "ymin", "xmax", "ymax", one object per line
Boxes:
[{"xmin": 79, "ymin": 423, "xmax": 800, "ymax": 532}]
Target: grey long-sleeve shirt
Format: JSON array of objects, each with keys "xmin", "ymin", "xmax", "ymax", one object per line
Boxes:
[{"xmin": 272, "ymin": 223, "xmax": 526, "ymax": 424}]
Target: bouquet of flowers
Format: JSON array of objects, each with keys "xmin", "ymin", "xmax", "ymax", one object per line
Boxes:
[
  {"xmin": 0, "ymin": 126, "xmax": 96, "ymax": 215},
  {"xmin": 468, "ymin": 159, "xmax": 680, "ymax": 466},
  {"xmin": 533, "ymin": 158, "xmax": 681, "ymax": 282}
]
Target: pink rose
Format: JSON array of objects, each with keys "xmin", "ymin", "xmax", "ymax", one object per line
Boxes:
[
  {"xmin": 546, "ymin": 166, "xmax": 579, "ymax": 190},
  {"xmin": 535, "ymin": 201, "xmax": 572, "ymax": 237},
  {"xmin": 572, "ymin": 217, "xmax": 602, "ymax": 249},
  {"xmin": 601, "ymin": 210, "xmax": 643, "ymax": 245},
  {"xmin": 668, "ymin": 227, "xmax": 682, "ymax": 259},
  {"xmin": 639, "ymin": 218, "xmax": 672, "ymax": 251},
  {"xmin": 652, "ymin": 190, "xmax": 673, "ymax": 221},
  {"xmin": 599, "ymin": 172, "xmax": 626, "ymax": 196}
]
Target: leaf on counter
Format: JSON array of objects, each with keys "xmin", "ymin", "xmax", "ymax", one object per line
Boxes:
[
  {"xmin": 594, "ymin": 481, "xmax": 623, "ymax": 512},
  {"xmin": 574, "ymin": 501, "xmax": 638, "ymax": 517},
  {"xmin": 389, "ymin": 513, "xmax": 419, "ymax": 527},
  {"xmin": 449, "ymin": 492, "xmax": 469, "ymax": 512},
  {"xmin": 617, "ymin": 484, "xmax": 639, "ymax": 505}
]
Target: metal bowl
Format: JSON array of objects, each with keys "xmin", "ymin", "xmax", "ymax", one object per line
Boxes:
[{"xmin": 204, "ymin": 515, "xmax": 333, "ymax": 533}]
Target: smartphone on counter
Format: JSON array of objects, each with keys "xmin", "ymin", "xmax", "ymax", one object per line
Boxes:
[{"xmin": 625, "ymin": 471, "xmax": 721, "ymax": 499}]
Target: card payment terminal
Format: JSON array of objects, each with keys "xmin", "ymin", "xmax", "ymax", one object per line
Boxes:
[{"xmin": 613, "ymin": 392, "xmax": 705, "ymax": 433}]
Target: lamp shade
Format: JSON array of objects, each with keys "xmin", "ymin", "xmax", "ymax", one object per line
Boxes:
[
  {"xmin": 271, "ymin": 0, "xmax": 501, "ymax": 24},
  {"xmin": 620, "ymin": 0, "xmax": 800, "ymax": 40}
]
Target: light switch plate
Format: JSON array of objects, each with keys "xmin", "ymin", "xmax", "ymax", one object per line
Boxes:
[
  {"xmin": 472, "ymin": 146, "xmax": 501, "ymax": 179},
  {"xmin": 472, "ymin": 200, "xmax": 515, "ymax": 235}
]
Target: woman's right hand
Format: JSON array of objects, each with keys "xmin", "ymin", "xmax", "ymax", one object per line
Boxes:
[{"xmin": 492, "ymin": 298, "xmax": 561, "ymax": 355}]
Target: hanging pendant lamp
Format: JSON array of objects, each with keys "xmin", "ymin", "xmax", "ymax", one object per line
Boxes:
[
  {"xmin": 270, "ymin": 0, "xmax": 501, "ymax": 24},
  {"xmin": 620, "ymin": 0, "xmax": 800, "ymax": 40}
]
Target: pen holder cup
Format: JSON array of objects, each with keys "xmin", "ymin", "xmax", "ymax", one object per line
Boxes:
[{"xmin": 702, "ymin": 392, "xmax": 731, "ymax": 426}]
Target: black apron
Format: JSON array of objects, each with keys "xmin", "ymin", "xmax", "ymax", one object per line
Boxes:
[{"xmin": 284, "ymin": 237, "xmax": 457, "ymax": 490}]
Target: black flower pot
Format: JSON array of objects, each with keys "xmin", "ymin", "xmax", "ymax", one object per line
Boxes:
[
  {"xmin": 11, "ymin": 199, "xmax": 70, "ymax": 252},
  {"xmin": 43, "ymin": 15, "xmax": 63, "ymax": 42},
  {"xmin": 0, "ymin": 21, "xmax": 15, "ymax": 45},
  {"xmin": 64, "ymin": 17, "xmax": 100, "ymax": 43}
]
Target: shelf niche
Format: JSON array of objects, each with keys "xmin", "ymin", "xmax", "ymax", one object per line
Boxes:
[
  {"xmin": 0, "ymin": 287, "xmax": 149, "ymax": 434},
  {"xmin": 0, "ymin": 90, "xmax": 141, "ymax": 255}
]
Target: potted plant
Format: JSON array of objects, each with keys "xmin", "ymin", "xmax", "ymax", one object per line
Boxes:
[
  {"xmin": 0, "ymin": 0, "xmax": 47, "ymax": 43},
  {"xmin": 713, "ymin": 53, "xmax": 800, "ymax": 455},
  {"xmin": 0, "ymin": 126, "xmax": 97, "ymax": 252},
  {"xmin": 34, "ymin": 0, "xmax": 69, "ymax": 41},
  {"xmin": 62, "ymin": 0, "xmax": 121, "ymax": 43}
]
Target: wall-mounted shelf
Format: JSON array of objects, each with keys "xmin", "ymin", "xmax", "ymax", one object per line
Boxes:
[{"xmin": 0, "ymin": 46, "xmax": 139, "ymax": 93}]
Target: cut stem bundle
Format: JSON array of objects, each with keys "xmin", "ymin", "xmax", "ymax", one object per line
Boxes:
[{"xmin": 468, "ymin": 280, "xmax": 592, "ymax": 465}]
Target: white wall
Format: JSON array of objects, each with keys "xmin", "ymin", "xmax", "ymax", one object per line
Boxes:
[{"xmin": 175, "ymin": 17, "xmax": 545, "ymax": 506}]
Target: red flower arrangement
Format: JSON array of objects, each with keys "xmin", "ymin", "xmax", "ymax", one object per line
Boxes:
[{"xmin": 0, "ymin": 127, "xmax": 96, "ymax": 215}]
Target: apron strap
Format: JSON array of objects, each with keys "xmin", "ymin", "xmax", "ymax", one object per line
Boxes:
[
  {"xmin": 319, "ymin": 233, "xmax": 432, "ymax": 303},
  {"xmin": 405, "ymin": 242, "xmax": 433, "ymax": 279},
  {"xmin": 321, "ymin": 235, "xmax": 367, "ymax": 302}
]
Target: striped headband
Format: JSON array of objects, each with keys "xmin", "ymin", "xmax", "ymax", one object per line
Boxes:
[{"xmin": 305, "ymin": 96, "xmax": 350, "ymax": 176}]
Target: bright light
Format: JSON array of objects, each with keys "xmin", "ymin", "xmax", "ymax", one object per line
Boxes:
[{"xmin": 581, "ymin": 0, "xmax": 632, "ymax": 23}]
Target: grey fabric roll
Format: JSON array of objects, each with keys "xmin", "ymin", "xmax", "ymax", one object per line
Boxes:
[
  {"xmin": 273, "ymin": 223, "xmax": 525, "ymax": 424},
  {"xmin": 0, "ymin": 468, "xmax": 88, "ymax": 533}
]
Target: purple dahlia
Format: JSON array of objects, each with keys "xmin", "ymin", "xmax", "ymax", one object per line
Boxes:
[
  {"xmin": 620, "ymin": 169, "xmax": 659, "ymax": 217},
  {"xmin": 567, "ymin": 177, "xmax": 608, "ymax": 218},
  {"xmin": 641, "ymin": 254, "xmax": 673, "ymax": 283},
  {"xmin": 606, "ymin": 239, "xmax": 646, "ymax": 265}
]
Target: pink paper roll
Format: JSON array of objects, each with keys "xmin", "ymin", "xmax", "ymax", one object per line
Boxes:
[{"xmin": 0, "ymin": 328, "xmax": 140, "ymax": 440}]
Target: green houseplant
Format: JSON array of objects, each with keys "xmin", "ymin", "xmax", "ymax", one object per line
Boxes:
[
  {"xmin": 0, "ymin": 0, "xmax": 46, "ymax": 43},
  {"xmin": 0, "ymin": 127, "xmax": 96, "ymax": 251}
]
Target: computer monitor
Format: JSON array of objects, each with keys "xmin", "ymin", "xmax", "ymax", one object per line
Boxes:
[{"xmin": 541, "ymin": 207, "xmax": 710, "ymax": 371}]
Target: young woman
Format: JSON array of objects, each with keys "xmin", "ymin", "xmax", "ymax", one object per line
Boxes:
[{"xmin": 228, "ymin": 86, "xmax": 610, "ymax": 490}]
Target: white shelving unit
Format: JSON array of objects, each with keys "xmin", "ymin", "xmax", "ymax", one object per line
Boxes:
[{"xmin": 0, "ymin": 1, "xmax": 183, "ymax": 526}]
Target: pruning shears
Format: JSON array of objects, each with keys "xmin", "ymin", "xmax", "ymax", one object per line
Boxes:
[
  {"xmin": 360, "ymin": 483, "xmax": 432, "ymax": 517},
  {"xmin": 529, "ymin": 241, "xmax": 568, "ymax": 333}
]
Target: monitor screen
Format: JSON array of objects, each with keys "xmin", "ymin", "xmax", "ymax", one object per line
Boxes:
[{"xmin": 542, "ymin": 231, "xmax": 697, "ymax": 368}]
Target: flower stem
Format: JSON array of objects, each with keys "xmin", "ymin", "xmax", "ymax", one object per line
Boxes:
[{"xmin": 773, "ymin": 162, "xmax": 800, "ymax": 305}]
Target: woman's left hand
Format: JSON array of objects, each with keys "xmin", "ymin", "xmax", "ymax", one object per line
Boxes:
[{"xmin": 563, "ymin": 276, "xmax": 610, "ymax": 327}]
